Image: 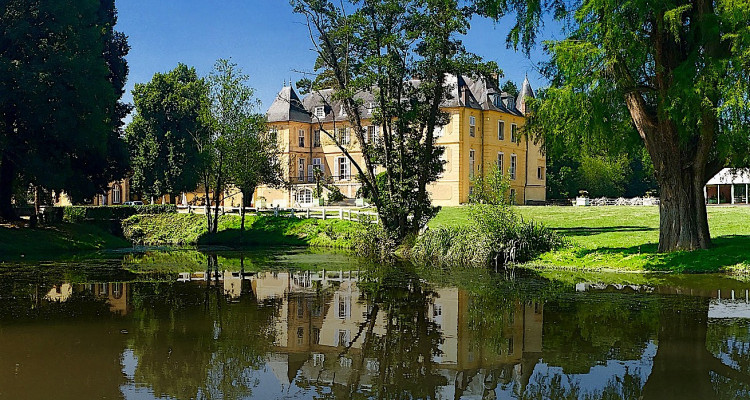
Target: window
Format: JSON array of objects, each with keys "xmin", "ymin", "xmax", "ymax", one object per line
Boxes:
[
  {"xmin": 469, "ymin": 150, "xmax": 476, "ymax": 179},
  {"xmin": 511, "ymin": 123, "xmax": 518, "ymax": 142},
  {"xmin": 337, "ymin": 127, "xmax": 350, "ymax": 145},
  {"xmin": 366, "ymin": 125, "xmax": 379, "ymax": 144},
  {"xmin": 497, "ymin": 152, "xmax": 504, "ymax": 174},
  {"xmin": 338, "ymin": 296, "xmax": 350, "ymax": 319},
  {"xmin": 298, "ymin": 158, "xmax": 306, "ymax": 181},
  {"xmin": 296, "ymin": 188, "xmax": 313, "ymax": 205},
  {"xmin": 510, "ymin": 154, "xmax": 517, "ymax": 180},
  {"xmin": 313, "ymin": 353, "xmax": 325, "ymax": 366},
  {"xmin": 312, "ymin": 327, "xmax": 321, "ymax": 344},
  {"xmin": 314, "ymin": 106, "xmax": 325, "ymax": 119},
  {"xmin": 112, "ymin": 184, "xmax": 121, "ymax": 204},
  {"xmin": 366, "ymin": 102, "xmax": 376, "ymax": 113},
  {"xmin": 336, "ymin": 157, "xmax": 350, "ymax": 180},
  {"xmin": 537, "ymin": 166, "xmax": 545, "ymax": 180},
  {"xmin": 269, "ymin": 127, "xmax": 278, "ymax": 142},
  {"xmin": 337, "ymin": 330, "xmax": 350, "ymax": 347},
  {"xmin": 313, "ymin": 129, "xmax": 321, "ymax": 147},
  {"xmin": 339, "ymin": 104, "xmax": 347, "ymax": 117},
  {"xmin": 469, "ymin": 116, "xmax": 476, "ymax": 137},
  {"xmin": 312, "ymin": 158, "xmax": 323, "ymax": 178},
  {"xmin": 298, "ymin": 129, "xmax": 305, "ymax": 147},
  {"xmin": 498, "ymin": 120, "xmax": 505, "ymax": 140},
  {"xmin": 508, "ymin": 337, "xmax": 514, "ymax": 354},
  {"xmin": 510, "ymin": 188, "xmax": 517, "ymax": 205}
]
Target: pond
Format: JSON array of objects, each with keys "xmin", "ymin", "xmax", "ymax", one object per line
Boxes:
[{"xmin": 2, "ymin": 249, "xmax": 750, "ymax": 399}]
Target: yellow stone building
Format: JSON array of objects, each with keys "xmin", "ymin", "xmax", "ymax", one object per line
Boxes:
[{"xmin": 257, "ymin": 75, "xmax": 545, "ymax": 208}]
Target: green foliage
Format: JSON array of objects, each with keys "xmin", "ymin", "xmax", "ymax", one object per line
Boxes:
[
  {"xmin": 469, "ymin": 163, "xmax": 512, "ymax": 204},
  {"xmin": 500, "ymin": 80, "xmax": 519, "ymax": 97},
  {"xmin": 60, "ymin": 205, "xmax": 176, "ymax": 223},
  {"xmin": 577, "ymin": 155, "xmax": 629, "ymax": 198},
  {"xmin": 0, "ymin": 0, "xmax": 130, "ymax": 218},
  {"xmin": 413, "ymin": 203, "xmax": 564, "ymax": 266},
  {"xmin": 125, "ymin": 64, "xmax": 208, "ymax": 199},
  {"xmin": 326, "ymin": 185, "xmax": 344, "ymax": 203}
]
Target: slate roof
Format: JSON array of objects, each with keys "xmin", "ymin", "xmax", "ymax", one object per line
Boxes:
[{"xmin": 267, "ymin": 74, "xmax": 532, "ymax": 122}]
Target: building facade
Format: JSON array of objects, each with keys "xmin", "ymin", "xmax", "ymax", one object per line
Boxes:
[{"xmin": 256, "ymin": 75, "xmax": 546, "ymax": 208}]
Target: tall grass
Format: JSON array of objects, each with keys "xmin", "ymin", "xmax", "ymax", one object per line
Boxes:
[{"xmin": 412, "ymin": 204, "xmax": 565, "ymax": 267}]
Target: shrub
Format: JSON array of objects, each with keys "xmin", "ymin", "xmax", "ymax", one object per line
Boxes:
[
  {"xmin": 412, "ymin": 204, "xmax": 565, "ymax": 267},
  {"xmin": 60, "ymin": 204, "xmax": 177, "ymax": 223}
]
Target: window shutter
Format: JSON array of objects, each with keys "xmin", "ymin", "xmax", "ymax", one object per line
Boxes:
[{"xmin": 334, "ymin": 157, "xmax": 340, "ymax": 179}]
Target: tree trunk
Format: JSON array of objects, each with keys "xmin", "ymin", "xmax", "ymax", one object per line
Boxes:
[
  {"xmin": 0, "ymin": 153, "xmax": 17, "ymax": 221},
  {"xmin": 655, "ymin": 162, "xmax": 712, "ymax": 252},
  {"xmin": 204, "ymin": 181, "xmax": 212, "ymax": 233}
]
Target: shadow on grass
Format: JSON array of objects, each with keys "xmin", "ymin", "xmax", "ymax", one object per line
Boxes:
[
  {"xmin": 197, "ymin": 217, "xmax": 309, "ymax": 247},
  {"xmin": 553, "ymin": 226, "xmax": 657, "ymax": 237},
  {"xmin": 574, "ymin": 234, "xmax": 750, "ymax": 272}
]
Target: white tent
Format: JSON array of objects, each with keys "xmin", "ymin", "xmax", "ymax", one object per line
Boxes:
[{"xmin": 705, "ymin": 168, "xmax": 750, "ymax": 205}]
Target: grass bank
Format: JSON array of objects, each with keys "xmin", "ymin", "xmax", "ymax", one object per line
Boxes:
[
  {"xmin": 0, "ymin": 223, "xmax": 130, "ymax": 260},
  {"xmin": 431, "ymin": 206, "xmax": 750, "ymax": 273},
  {"xmin": 122, "ymin": 213, "xmax": 361, "ymax": 248}
]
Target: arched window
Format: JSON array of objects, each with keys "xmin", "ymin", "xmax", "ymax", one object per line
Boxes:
[
  {"xmin": 112, "ymin": 184, "xmax": 121, "ymax": 204},
  {"xmin": 296, "ymin": 188, "xmax": 313, "ymax": 205}
]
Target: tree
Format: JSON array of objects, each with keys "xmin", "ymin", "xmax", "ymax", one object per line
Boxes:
[
  {"xmin": 478, "ymin": 0, "xmax": 750, "ymax": 252},
  {"xmin": 0, "ymin": 0, "xmax": 130, "ymax": 219},
  {"xmin": 292, "ymin": 0, "xmax": 498, "ymax": 242},
  {"xmin": 501, "ymin": 79, "xmax": 519, "ymax": 97},
  {"xmin": 125, "ymin": 64, "xmax": 208, "ymax": 202},
  {"xmin": 224, "ymin": 113, "xmax": 284, "ymax": 235},
  {"xmin": 199, "ymin": 59, "xmax": 268, "ymax": 234}
]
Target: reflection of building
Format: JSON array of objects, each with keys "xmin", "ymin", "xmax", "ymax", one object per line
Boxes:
[
  {"xmin": 78, "ymin": 282, "xmax": 130, "ymax": 315},
  {"xmin": 251, "ymin": 271, "xmax": 544, "ymax": 398}
]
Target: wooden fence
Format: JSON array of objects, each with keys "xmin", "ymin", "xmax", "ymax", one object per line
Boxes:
[{"xmin": 176, "ymin": 205, "xmax": 379, "ymax": 224}]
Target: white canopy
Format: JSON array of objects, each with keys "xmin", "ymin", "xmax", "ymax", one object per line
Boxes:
[{"xmin": 706, "ymin": 168, "xmax": 750, "ymax": 185}]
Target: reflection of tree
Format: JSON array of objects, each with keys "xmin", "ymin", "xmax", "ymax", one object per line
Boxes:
[
  {"xmin": 127, "ymin": 279, "xmax": 280, "ymax": 400},
  {"xmin": 344, "ymin": 267, "xmax": 447, "ymax": 399},
  {"xmin": 641, "ymin": 296, "xmax": 750, "ymax": 399},
  {"xmin": 542, "ymin": 294, "xmax": 660, "ymax": 374},
  {"xmin": 520, "ymin": 368, "xmax": 644, "ymax": 400}
]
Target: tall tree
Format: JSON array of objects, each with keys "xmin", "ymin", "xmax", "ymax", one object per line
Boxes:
[
  {"xmin": 224, "ymin": 114, "xmax": 283, "ymax": 235},
  {"xmin": 292, "ymin": 0, "xmax": 498, "ymax": 241},
  {"xmin": 0, "ymin": 0, "xmax": 130, "ymax": 219},
  {"xmin": 478, "ymin": 0, "xmax": 750, "ymax": 252},
  {"xmin": 125, "ymin": 64, "xmax": 208, "ymax": 202},
  {"xmin": 200, "ymin": 59, "xmax": 268, "ymax": 234}
]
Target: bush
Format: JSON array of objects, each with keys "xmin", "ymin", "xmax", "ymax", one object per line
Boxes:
[
  {"xmin": 412, "ymin": 204, "xmax": 565, "ymax": 267},
  {"xmin": 59, "ymin": 204, "xmax": 177, "ymax": 223}
]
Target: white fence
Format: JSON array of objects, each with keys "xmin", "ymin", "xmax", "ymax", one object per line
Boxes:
[
  {"xmin": 176, "ymin": 205, "xmax": 379, "ymax": 224},
  {"xmin": 582, "ymin": 197, "xmax": 661, "ymax": 206}
]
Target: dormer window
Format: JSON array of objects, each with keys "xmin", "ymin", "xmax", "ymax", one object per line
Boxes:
[
  {"xmin": 314, "ymin": 106, "xmax": 325, "ymax": 119},
  {"xmin": 339, "ymin": 105, "xmax": 347, "ymax": 117},
  {"xmin": 366, "ymin": 102, "xmax": 376, "ymax": 113}
]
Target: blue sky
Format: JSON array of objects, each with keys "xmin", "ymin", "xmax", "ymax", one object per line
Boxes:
[{"xmin": 116, "ymin": 1, "xmax": 560, "ymax": 117}]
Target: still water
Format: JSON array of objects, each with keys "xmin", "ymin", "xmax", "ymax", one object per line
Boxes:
[{"xmin": 2, "ymin": 249, "xmax": 750, "ymax": 399}]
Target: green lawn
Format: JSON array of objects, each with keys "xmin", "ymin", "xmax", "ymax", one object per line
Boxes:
[
  {"xmin": 431, "ymin": 206, "xmax": 750, "ymax": 273},
  {"xmin": 122, "ymin": 213, "xmax": 361, "ymax": 249}
]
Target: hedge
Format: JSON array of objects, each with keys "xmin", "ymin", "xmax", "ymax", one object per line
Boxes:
[{"xmin": 43, "ymin": 204, "xmax": 177, "ymax": 224}]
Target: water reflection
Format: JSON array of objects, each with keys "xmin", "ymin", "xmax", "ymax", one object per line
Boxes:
[{"xmin": 2, "ymin": 255, "xmax": 750, "ymax": 399}]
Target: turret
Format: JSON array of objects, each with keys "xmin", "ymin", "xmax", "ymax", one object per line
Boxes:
[{"xmin": 516, "ymin": 75, "xmax": 535, "ymax": 115}]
